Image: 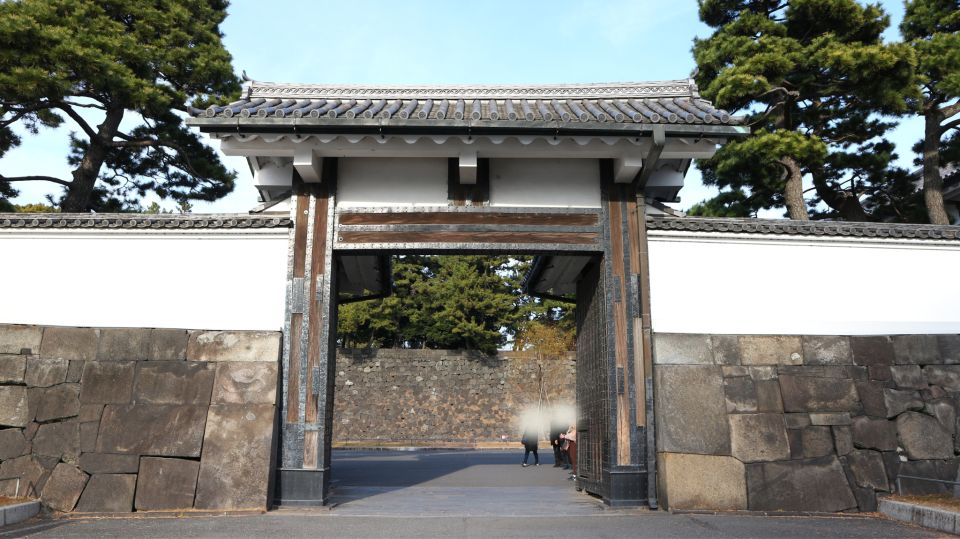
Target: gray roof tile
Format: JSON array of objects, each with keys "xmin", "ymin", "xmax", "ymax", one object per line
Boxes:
[
  {"xmin": 0, "ymin": 214, "xmax": 292, "ymax": 230},
  {"xmin": 647, "ymin": 216, "xmax": 960, "ymax": 240},
  {"xmin": 193, "ymin": 79, "xmax": 739, "ymax": 127}
]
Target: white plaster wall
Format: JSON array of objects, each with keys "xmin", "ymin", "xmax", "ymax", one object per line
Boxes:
[
  {"xmin": 648, "ymin": 231, "xmax": 960, "ymax": 335},
  {"xmin": 0, "ymin": 230, "xmax": 288, "ymax": 331},
  {"xmin": 337, "ymin": 157, "xmax": 447, "ymax": 207},
  {"xmin": 489, "ymin": 159, "xmax": 600, "ymax": 208}
]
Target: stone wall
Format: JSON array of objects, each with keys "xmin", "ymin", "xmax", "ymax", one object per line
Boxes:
[
  {"xmin": 655, "ymin": 333, "xmax": 960, "ymax": 512},
  {"xmin": 333, "ymin": 349, "xmax": 576, "ymax": 444},
  {"xmin": 0, "ymin": 324, "xmax": 280, "ymax": 513}
]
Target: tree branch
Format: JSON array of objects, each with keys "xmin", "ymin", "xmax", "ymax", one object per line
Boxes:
[
  {"xmin": 54, "ymin": 101, "xmax": 99, "ymax": 141},
  {"xmin": 940, "ymin": 101, "xmax": 960, "ymax": 122},
  {"xmin": 1, "ymin": 174, "xmax": 71, "ymax": 187},
  {"xmin": 942, "ymin": 116, "xmax": 960, "ymax": 134},
  {"xmin": 109, "ymin": 138, "xmax": 204, "ymax": 178}
]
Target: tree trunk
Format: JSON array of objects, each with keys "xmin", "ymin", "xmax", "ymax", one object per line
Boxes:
[
  {"xmin": 922, "ymin": 108, "xmax": 950, "ymax": 225},
  {"xmin": 811, "ymin": 173, "xmax": 872, "ymax": 222},
  {"xmin": 779, "ymin": 156, "xmax": 809, "ymax": 221},
  {"xmin": 61, "ymin": 106, "xmax": 125, "ymax": 212}
]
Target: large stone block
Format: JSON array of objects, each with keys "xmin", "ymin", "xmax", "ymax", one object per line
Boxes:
[
  {"xmin": 845, "ymin": 450, "xmax": 888, "ymax": 490},
  {"xmin": 97, "ymin": 328, "xmax": 151, "ymax": 361},
  {"xmin": 746, "ymin": 456, "xmax": 857, "ymax": 512},
  {"xmin": 0, "ymin": 325, "xmax": 43, "ymax": 354},
  {"xmin": 0, "ymin": 455, "xmax": 44, "ymax": 496},
  {"xmin": 655, "ymin": 366, "xmax": 730, "ymax": 455},
  {"xmin": 0, "ymin": 354, "xmax": 27, "ymax": 383},
  {"xmin": 740, "ymin": 336, "xmax": 802, "ymax": 366},
  {"xmin": 852, "ymin": 416, "xmax": 898, "ymax": 451},
  {"xmin": 0, "ymin": 386, "xmax": 29, "ymax": 427},
  {"xmin": 800, "ymin": 426, "xmax": 835, "ymax": 458},
  {"xmin": 924, "ymin": 365, "xmax": 960, "ymax": 390},
  {"xmin": 75, "ymin": 474, "xmax": 136, "ymax": 512},
  {"xmin": 40, "ymin": 327, "xmax": 99, "ymax": 361},
  {"xmin": 24, "ymin": 357, "xmax": 69, "ymax": 387},
  {"xmin": 194, "ymin": 404, "xmax": 276, "ymax": 509},
  {"xmin": 897, "ymin": 411, "xmax": 954, "ymax": 460},
  {"xmin": 802, "ymin": 336, "xmax": 852, "ymax": 365},
  {"xmin": 890, "ymin": 365, "xmax": 926, "ymax": 389},
  {"xmin": 32, "ymin": 421, "xmax": 79, "ymax": 460},
  {"xmin": 186, "ymin": 331, "xmax": 281, "ymax": 362},
  {"xmin": 148, "ymin": 329, "xmax": 188, "ymax": 361},
  {"xmin": 134, "ymin": 362, "xmax": 215, "ymax": 404},
  {"xmin": 883, "ymin": 388, "xmax": 924, "ymax": 418},
  {"xmin": 892, "ymin": 335, "xmax": 940, "ymax": 365},
  {"xmin": 40, "ymin": 463, "xmax": 88, "ymax": 512},
  {"xmin": 926, "ymin": 398, "xmax": 957, "ymax": 435},
  {"xmin": 212, "ymin": 362, "xmax": 278, "ymax": 404},
  {"xmin": 850, "ymin": 336, "xmax": 894, "ymax": 366},
  {"xmin": 0, "ymin": 428, "xmax": 28, "ymax": 460},
  {"xmin": 711, "ymin": 335, "xmax": 740, "ymax": 365},
  {"xmin": 652, "ymin": 334, "xmax": 713, "ymax": 365},
  {"xmin": 778, "ymin": 375, "xmax": 859, "ymax": 412},
  {"xmin": 66, "ymin": 360, "xmax": 84, "ymax": 383},
  {"xmin": 35, "ymin": 384, "xmax": 81, "ymax": 422},
  {"xmin": 723, "ymin": 376, "xmax": 757, "ymax": 413},
  {"xmin": 135, "ymin": 457, "xmax": 200, "ymax": 510},
  {"xmin": 939, "ymin": 335, "xmax": 960, "ymax": 364},
  {"xmin": 833, "ymin": 425, "xmax": 853, "ymax": 456},
  {"xmin": 809, "ymin": 412, "xmax": 851, "ymax": 426},
  {"xmin": 856, "ymin": 381, "xmax": 888, "ymax": 417},
  {"xmin": 79, "ymin": 362, "xmax": 135, "ymax": 404},
  {"xmin": 79, "ymin": 422, "xmax": 98, "ymax": 452},
  {"xmin": 96, "ymin": 404, "xmax": 207, "ymax": 457},
  {"xmin": 660, "ymin": 453, "xmax": 747, "ymax": 510},
  {"xmin": 755, "ymin": 380, "xmax": 784, "ymax": 412},
  {"xmin": 729, "ymin": 413, "xmax": 790, "ymax": 462},
  {"xmin": 78, "ymin": 453, "xmax": 139, "ymax": 474}
]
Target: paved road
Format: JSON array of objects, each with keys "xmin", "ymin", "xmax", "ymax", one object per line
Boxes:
[{"xmin": 0, "ymin": 450, "xmax": 940, "ymax": 538}]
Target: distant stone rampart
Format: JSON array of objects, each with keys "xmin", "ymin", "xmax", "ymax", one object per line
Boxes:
[{"xmin": 333, "ymin": 349, "xmax": 576, "ymax": 445}]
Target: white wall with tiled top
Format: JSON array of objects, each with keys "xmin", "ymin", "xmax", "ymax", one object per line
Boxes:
[
  {"xmin": 0, "ymin": 229, "xmax": 288, "ymax": 331},
  {"xmin": 648, "ymin": 230, "xmax": 960, "ymax": 335}
]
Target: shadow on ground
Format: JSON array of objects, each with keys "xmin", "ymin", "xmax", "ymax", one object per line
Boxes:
[{"xmin": 328, "ymin": 449, "xmax": 599, "ymax": 516}]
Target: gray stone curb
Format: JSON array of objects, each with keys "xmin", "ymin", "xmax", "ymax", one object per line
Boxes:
[
  {"xmin": 878, "ymin": 498, "xmax": 960, "ymax": 534},
  {"xmin": 1, "ymin": 501, "xmax": 40, "ymax": 528}
]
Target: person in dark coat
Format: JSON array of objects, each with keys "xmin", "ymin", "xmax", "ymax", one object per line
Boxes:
[
  {"xmin": 521, "ymin": 424, "xmax": 540, "ymax": 467},
  {"xmin": 550, "ymin": 421, "xmax": 566, "ymax": 468}
]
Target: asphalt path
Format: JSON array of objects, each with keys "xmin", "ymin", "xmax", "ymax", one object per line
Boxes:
[{"xmin": 0, "ymin": 450, "xmax": 941, "ymax": 538}]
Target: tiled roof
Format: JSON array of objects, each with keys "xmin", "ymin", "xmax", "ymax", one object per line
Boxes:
[
  {"xmin": 0, "ymin": 214, "xmax": 292, "ymax": 229},
  {"xmin": 647, "ymin": 216, "xmax": 960, "ymax": 240},
  {"xmin": 193, "ymin": 80, "xmax": 738, "ymax": 126}
]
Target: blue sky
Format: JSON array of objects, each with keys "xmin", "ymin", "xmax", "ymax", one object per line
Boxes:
[{"xmin": 3, "ymin": 0, "xmax": 921, "ymax": 214}]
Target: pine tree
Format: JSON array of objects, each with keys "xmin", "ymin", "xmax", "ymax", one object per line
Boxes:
[
  {"xmin": 0, "ymin": 0, "xmax": 240, "ymax": 211},
  {"xmin": 692, "ymin": 0, "xmax": 916, "ymax": 220},
  {"xmin": 901, "ymin": 0, "xmax": 960, "ymax": 224}
]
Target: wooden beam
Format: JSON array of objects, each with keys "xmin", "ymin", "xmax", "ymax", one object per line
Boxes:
[
  {"xmin": 294, "ymin": 148, "xmax": 323, "ymax": 183},
  {"xmin": 635, "ymin": 125, "xmax": 665, "ymax": 190},
  {"xmin": 614, "ymin": 155, "xmax": 643, "ymax": 184},
  {"xmin": 338, "ymin": 231, "xmax": 598, "ymax": 245},
  {"xmin": 459, "ymin": 151, "xmax": 478, "ymax": 184},
  {"xmin": 338, "ymin": 212, "xmax": 598, "ymax": 226}
]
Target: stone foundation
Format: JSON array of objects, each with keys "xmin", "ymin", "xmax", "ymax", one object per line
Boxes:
[
  {"xmin": 655, "ymin": 333, "xmax": 960, "ymax": 512},
  {"xmin": 0, "ymin": 324, "xmax": 280, "ymax": 513},
  {"xmin": 333, "ymin": 349, "xmax": 575, "ymax": 444}
]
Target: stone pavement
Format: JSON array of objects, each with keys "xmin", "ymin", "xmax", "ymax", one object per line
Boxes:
[
  {"xmin": 327, "ymin": 449, "xmax": 599, "ymax": 516},
  {"xmin": 0, "ymin": 450, "xmax": 942, "ymax": 538}
]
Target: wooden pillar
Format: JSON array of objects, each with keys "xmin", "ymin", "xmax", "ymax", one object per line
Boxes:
[
  {"xmin": 599, "ymin": 159, "xmax": 647, "ymax": 505},
  {"xmin": 276, "ymin": 160, "xmax": 338, "ymax": 506}
]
